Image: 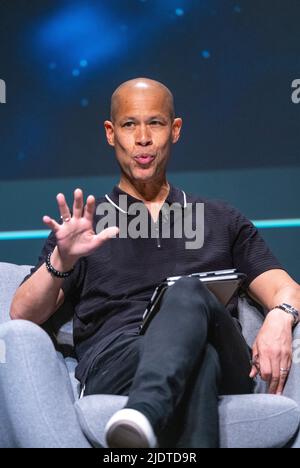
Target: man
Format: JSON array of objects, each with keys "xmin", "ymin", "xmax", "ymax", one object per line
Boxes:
[{"xmin": 10, "ymin": 78, "xmax": 300, "ymax": 448}]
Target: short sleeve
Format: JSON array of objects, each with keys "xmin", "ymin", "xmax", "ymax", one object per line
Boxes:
[{"xmin": 228, "ymin": 204, "xmax": 286, "ymax": 289}]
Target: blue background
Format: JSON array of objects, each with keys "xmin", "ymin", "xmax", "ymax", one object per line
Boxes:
[{"xmin": 0, "ymin": 0, "xmax": 299, "ymax": 281}]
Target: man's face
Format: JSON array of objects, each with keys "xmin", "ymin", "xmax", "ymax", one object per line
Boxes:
[{"xmin": 105, "ymin": 88, "xmax": 182, "ymax": 184}]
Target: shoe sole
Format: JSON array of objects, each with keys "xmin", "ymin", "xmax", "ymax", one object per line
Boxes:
[{"xmin": 106, "ymin": 420, "xmax": 151, "ymax": 448}]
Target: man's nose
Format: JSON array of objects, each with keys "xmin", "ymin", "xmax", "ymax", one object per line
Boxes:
[{"xmin": 135, "ymin": 124, "xmax": 152, "ymax": 146}]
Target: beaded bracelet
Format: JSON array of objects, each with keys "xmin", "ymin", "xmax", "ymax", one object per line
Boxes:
[{"xmin": 45, "ymin": 252, "xmax": 74, "ymax": 278}]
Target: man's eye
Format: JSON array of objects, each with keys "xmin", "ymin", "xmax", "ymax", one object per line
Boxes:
[
  {"xmin": 150, "ymin": 121, "xmax": 162, "ymax": 126},
  {"xmin": 123, "ymin": 122, "xmax": 135, "ymax": 128}
]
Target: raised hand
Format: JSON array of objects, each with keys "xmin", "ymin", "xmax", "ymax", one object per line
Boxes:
[{"xmin": 43, "ymin": 188, "xmax": 119, "ymax": 268}]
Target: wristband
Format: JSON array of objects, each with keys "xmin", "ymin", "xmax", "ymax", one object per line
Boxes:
[
  {"xmin": 274, "ymin": 303, "xmax": 300, "ymax": 327},
  {"xmin": 45, "ymin": 252, "xmax": 74, "ymax": 279}
]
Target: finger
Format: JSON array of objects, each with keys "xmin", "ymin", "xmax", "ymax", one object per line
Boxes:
[
  {"xmin": 276, "ymin": 372, "xmax": 288, "ymax": 395},
  {"xmin": 259, "ymin": 356, "xmax": 272, "ymax": 385},
  {"xmin": 250, "ymin": 344, "xmax": 259, "ymax": 378},
  {"xmin": 83, "ymin": 195, "xmax": 96, "ymax": 222},
  {"xmin": 251, "ymin": 344, "xmax": 258, "ymax": 362},
  {"xmin": 93, "ymin": 227, "xmax": 119, "ymax": 248},
  {"xmin": 56, "ymin": 193, "xmax": 71, "ymax": 221},
  {"xmin": 89, "ymin": 227, "xmax": 119, "ymax": 252},
  {"xmin": 82, "ymin": 226, "xmax": 119, "ymax": 256},
  {"xmin": 249, "ymin": 365, "xmax": 259, "ymax": 379},
  {"xmin": 268, "ymin": 351, "xmax": 280, "ymax": 394},
  {"xmin": 43, "ymin": 215, "xmax": 61, "ymax": 233},
  {"xmin": 288, "ymin": 356, "xmax": 293, "ymax": 373},
  {"xmin": 72, "ymin": 188, "xmax": 84, "ymax": 219},
  {"xmin": 276, "ymin": 359, "xmax": 291, "ymax": 395},
  {"xmin": 268, "ymin": 368, "xmax": 280, "ymax": 395}
]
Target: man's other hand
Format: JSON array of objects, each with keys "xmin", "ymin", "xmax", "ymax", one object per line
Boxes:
[{"xmin": 250, "ymin": 308, "xmax": 293, "ymax": 395}]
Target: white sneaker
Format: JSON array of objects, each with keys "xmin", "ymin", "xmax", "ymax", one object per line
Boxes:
[{"xmin": 105, "ymin": 408, "xmax": 157, "ymax": 448}]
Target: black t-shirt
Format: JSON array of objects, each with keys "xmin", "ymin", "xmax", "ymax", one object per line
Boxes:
[{"xmin": 25, "ymin": 184, "xmax": 284, "ymax": 383}]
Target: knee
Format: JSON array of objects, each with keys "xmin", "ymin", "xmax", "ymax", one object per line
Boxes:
[
  {"xmin": 174, "ymin": 275, "xmax": 206, "ymax": 293},
  {"xmin": 173, "ymin": 276, "xmax": 222, "ymax": 309},
  {"xmin": 0, "ymin": 320, "xmax": 53, "ymax": 358}
]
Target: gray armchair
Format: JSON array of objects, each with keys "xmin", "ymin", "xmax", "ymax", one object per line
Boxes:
[{"xmin": 0, "ymin": 262, "xmax": 299, "ymax": 448}]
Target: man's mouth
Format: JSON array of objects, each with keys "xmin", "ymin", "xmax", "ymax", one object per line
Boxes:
[{"xmin": 133, "ymin": 154, "xmax": 155, "ymax": 166}]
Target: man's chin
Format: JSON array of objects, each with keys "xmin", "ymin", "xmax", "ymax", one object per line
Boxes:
[{"xmin": 131, "ymin": 168, "xmax": 157, "ymax": 182}]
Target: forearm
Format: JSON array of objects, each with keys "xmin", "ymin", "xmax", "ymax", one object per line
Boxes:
[
  {"xmin": 263, "ymin": 284, "xmax": 300, "ymax": 329},
  {"xmin": 10, "ymin": 247, "xmax": 73, "ymax": 325},
  {"xmin": 269, "ymin": 284, "xmax": 300, "ymax": 315}
]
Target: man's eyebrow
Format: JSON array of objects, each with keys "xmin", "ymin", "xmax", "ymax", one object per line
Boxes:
[
  {"xmin": 119, "ymin": 116, "xmax": 138, "ymax": 123},
  {"xmin": 118, "ymin": 115, "xmax": 169, "ymax": 124},
  {"xmin": 147, "ymin": 115, "xmax": 168, "ymax": 121}
]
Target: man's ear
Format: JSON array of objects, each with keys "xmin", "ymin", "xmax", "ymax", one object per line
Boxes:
[
  {"xmin": 104, "ymin": 121, "xmax": 115, "ymax": 147},
  {"xmin": 172, "ymin": 118, "xmax": 183, "ymax": 144}
]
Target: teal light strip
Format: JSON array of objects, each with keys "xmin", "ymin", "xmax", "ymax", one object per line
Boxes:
[
  {"xmin": 0, "ymin": 230, "xmax": 51, "ymax": 241},
  {"xmin": 253, "ymin": 219, "xmax": 300, "ymax": 229},
  {"xmin": 0, "ymin": 219, "xmax": 300, "ymax": 240}
]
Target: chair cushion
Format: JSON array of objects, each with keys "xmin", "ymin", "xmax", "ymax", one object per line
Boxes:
[
  {"xmin": 75, "ymin": 395, "xmax": 128, "ymax": 448},
  {"xmin": 75, "ymin": 394, "xmax": 300, "ymax": 448},
  {"xmin": 219, "ymin": 394, "xmax": 300, "ymax": 448},
  {"xmin": 64, "ymin": 356, "xmax": 81, "ymax": 401}
]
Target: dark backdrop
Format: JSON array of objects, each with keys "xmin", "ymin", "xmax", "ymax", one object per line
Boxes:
[
  {"xmin": 1, "ymin": 0, "xmax": 300, "ymax": 179},
  {"xmin": 0, "ymin": 0, "xmax": 299, "ymax": 281}
]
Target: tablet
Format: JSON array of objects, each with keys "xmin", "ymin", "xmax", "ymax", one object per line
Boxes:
[{"xmin": 139, "ymin": 269, "xmax": 247, "ymax": 335}]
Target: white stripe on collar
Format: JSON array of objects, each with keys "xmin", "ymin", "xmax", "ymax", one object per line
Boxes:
[
  {"xmin": 182, "ymin": 190, "xmax": 187, "ymax": 209},
  {"xmin": 104, "ymin": 194, "xmax": 128, "ymax": 214}
]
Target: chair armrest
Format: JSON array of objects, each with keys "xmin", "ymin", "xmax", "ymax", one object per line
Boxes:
[
  {"xmin": 238, "ymin": 294, "xmax": 265, "ymax": 348},
  {"xmin": 0, "ymin": 263, "xmax": 32, "ymax": 325},
  {"xmin": 282, "ymin": 322, "xmax": 300, "ymax": 447}
]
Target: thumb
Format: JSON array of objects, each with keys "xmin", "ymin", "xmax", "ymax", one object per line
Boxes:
[
  {"xmin": 250, "ymin": 342, "xmax": 259, "ymax": 378},
  {"xmin": 97, "ymin": 226, "xmax": 119, "ymax": 242}
]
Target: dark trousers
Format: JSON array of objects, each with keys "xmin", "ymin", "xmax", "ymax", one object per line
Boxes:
[{"xmin": 84, "ymin": 277, "xmax": 254, "ymax": 448}]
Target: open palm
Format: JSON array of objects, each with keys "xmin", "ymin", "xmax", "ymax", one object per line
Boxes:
[{"xmin": 43, "ymin": 189, "xmax": 119, "ymax": 264}]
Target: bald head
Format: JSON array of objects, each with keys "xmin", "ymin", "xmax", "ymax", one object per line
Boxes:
[{"xmin": 110, "ymin": 78, "xmax": 175, "ymax": 122}]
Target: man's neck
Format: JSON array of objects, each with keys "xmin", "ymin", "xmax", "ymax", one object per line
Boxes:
[{"xmin": 118, "ymin": 177, "xmax": 170, "ymax": 204}]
